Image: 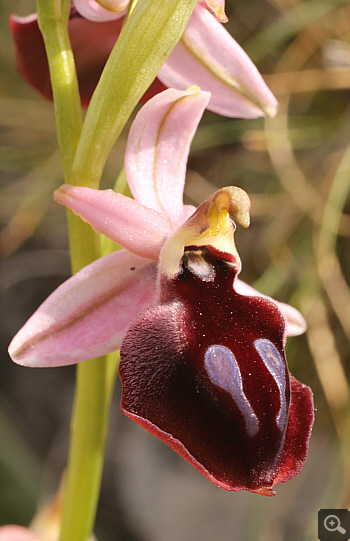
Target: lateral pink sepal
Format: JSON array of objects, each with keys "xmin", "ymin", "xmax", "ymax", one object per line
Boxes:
[
  {"xmin": 9, "ymin": 250, "xmax": 157, "ymax": 367},
  {"xmin": 54, "ymin": 185, "xmax": 171, "ymax": 259}
]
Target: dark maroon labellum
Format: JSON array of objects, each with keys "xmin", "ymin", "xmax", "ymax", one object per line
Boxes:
[{"xmin": 119, "ymin": 245, "xmax": 314, "ymax": 494}]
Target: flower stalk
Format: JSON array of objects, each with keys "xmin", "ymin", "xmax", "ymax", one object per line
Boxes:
[
  {"xmin": 59, "ymin": 355, "xmax": 119, "ymax": 541},
  {"xmin": 35, "ymin": 1, "xmax": 109, "ymax": 539},
  {"xmin": 35, "ymin": 0, "xmax": 82, "ymax": 181}
]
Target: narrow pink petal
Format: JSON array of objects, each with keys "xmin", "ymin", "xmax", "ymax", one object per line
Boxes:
[
  {"xmin": 73, "ymin": 0, "xmax": 127, "ymax": 21},
  {"xmin": 235, "ymin": 279, "xmax": 307, "ymax": 337},
  {"xmin": 0, "ymin": 527, "xmax": 41, "ymax": 541},
  {"xmin": 54, "ymin": 185, "xmax": 172, "ymax": 259},
  {"xmin": 158, "ymin": 4, "xmax": 278, "ymax": 119},
  {"xmin": 200, "ymin": 0, "xmax": 228, "ymax": 22},
  {"xmin": 9, "ymin": 250, "xmax": 157, "ymax": 367},
  {"xmin": 125, "ymin": 87, "xmax": 210, "ymax": 225}
]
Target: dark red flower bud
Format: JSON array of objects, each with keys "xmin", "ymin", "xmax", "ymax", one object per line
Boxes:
[{"xmin": 10, "ymin": 11, "xmax": 166, "ymax": 106}]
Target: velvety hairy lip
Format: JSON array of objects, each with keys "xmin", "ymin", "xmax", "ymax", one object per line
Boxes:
[{"xmin": 119, "ymin": 214, "xmax": 313, "ymax": 494}]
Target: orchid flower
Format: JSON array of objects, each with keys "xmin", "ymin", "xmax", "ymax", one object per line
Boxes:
[
  {"xmin": 10, "ymin": 1, "xmax": 278, "ymax": 118},
  {"xmin": 8, "ymin": 87, "xmax": 313, "ymax": 494}
]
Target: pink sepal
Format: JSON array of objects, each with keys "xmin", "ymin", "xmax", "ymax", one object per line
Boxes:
[
  {"xmin": 158, "ymin": 5, "xmax": 278, "ymax": 119},
  {"xmin": 9, "ymin": 250, "xmax": 157, "ymax": 367},
  {"xmin": 125, "ymin": 87, "xmax": 210, "ymax": 225},
  {"xmin": 201, "ymin": 0, "xmax": 228, "ymax": 22}
]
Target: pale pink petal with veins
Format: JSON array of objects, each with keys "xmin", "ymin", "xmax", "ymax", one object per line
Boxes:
[
  {"xmin": 125, "ymin": 87, "xmax": 210, "ymax": 225},
  {"xmin": 9, "ymin": 250, "xmax": 157, "ymax": 367}
]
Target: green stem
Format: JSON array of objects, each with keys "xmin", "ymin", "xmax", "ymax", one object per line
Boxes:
[
  {"xmin": 36, "ymin": 0, "xmax": 82, "ymax": 181},
  {"xmin": 36, "ymin": 0, "xmax": 100, "ymax": 273},
  {"xmin": 35, "ymin": 2, "xmax": 110, "ymax": 540},
  {"xmin": 59, "ymin": 355, "xmax": 119, "ymax": 541}
]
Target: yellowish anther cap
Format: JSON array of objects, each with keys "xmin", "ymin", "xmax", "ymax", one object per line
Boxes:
[
  {"xmin": 160, "ymin": 186, "xmax": 251, "ymax": 279},
  {"xmin": 207, "ymin": 207, "xmax": 229, "ymax": 236},
  {"xmin": 209, "ymin": 186, "xmax": 250, "ymax": 229}
]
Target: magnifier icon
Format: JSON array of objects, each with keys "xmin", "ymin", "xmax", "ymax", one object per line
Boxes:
[{"xmin": 324, "ymin": 515, "xmax": 346, "ymax": 534}]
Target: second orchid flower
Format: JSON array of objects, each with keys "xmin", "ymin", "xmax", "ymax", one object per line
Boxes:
[{"xmin": 10, "ymin": 1, "xmax": 278, "ymax": 119}]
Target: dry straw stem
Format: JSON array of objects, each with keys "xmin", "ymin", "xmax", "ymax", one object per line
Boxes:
[
  {"xmin": 302, "ymin": 296, "xmax": 348, "ymax": 439},
  {"xmin": 262, "ymin": 0, "xmax": 349, "ymax": 492},
  {"xmin": 316, "ymin": 146, "xmax": 350, "ymax": 339},
  {"xmin": 264, "ymin": 1, "xmax": 350, "ymax": 336},
  {"xmin": 264, "ymin": 2, "xmax": 350, "ymax": 233},
  {"xmin": 264, "ymin": 67, "xmax": 350, "ymax": 95},
  {"xmin": 301, "ymin": 295, "xmax": 350, "ymax": 508},
  {"xmin": 0, "ymin": 152, "xmax": 62, "ymax": 258}
]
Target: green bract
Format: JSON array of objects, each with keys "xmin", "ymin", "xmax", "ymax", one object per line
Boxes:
[{"xmin": 73, "ymin": 0, "xmax": 198, "ymax": 188}]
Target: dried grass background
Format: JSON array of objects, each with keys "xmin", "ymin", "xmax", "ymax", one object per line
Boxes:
[{"xmin": 0, "ymin": 0, "xmax": 349, "ymax": 539}]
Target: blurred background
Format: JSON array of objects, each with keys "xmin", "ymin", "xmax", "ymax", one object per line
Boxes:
[{"xmin": 0, "ymin": 0, "xmax": 349, "ymax": 539}]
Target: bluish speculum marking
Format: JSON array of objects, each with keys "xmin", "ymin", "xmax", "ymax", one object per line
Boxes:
[
  {"xmin": 254, "ymin": 339, "xmax": 287, "ymax": 431},
  {"xmin": 204, "ymin": 344, "xmax": 259, "ymax": 437}
]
